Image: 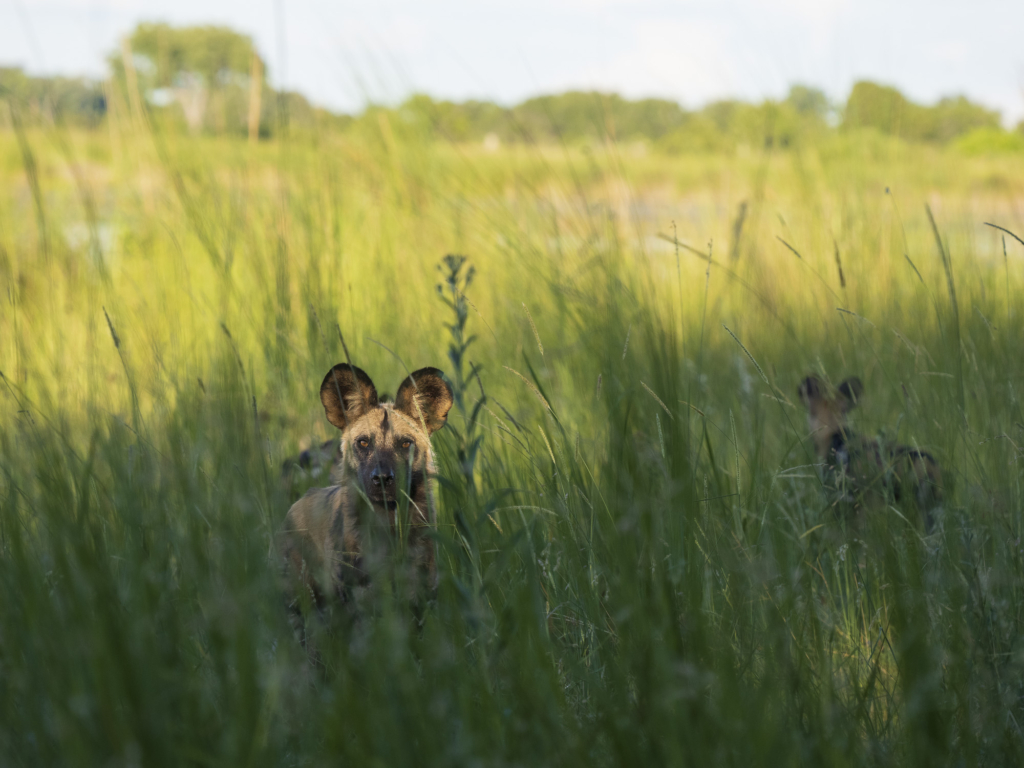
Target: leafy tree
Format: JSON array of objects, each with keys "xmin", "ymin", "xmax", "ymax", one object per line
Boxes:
[
  {"xmin": 926, "ymin": 95, "xmax": 1000, "ymax": 143},
  {"xmin": 612, "ymin": 97, "xmax": 689, "ymax": 140},
  {"xmin": 786, "ymin": 84, "xmax": 831, "ymax": 121},
  {"xmin": 398, "ymin": 95, "xmax": 510, "ymax": 142},
  {"xmin": 512, "ymin": 91, "xmax": 687, "ymax": 143},
  {"xmin": 113, "ymin": 23, "xmax": 260, "ymax": 92},
  {"xmin": 655, "ymin": 113, "xmax": 731, "ymax": 154},
  {"xmin": 843, "ymin": 81, "xmax": 911, "ymax": 134},
  {"xmin": 512, "ymin": 91, "xmax": 609, "ymax": 141},
  {"xmin": 843, "ymin": 80, "xmax": 999, "ymax": 143},
  {"xmin": 656, "ymin": 95, "xmax": 827, "ymax": 155},
  {"xmin": 393, "ymin": 91, "xmax": 688, "ymax": 144},
  {"xmin": 109, "ymin": 23, "xmax": 267, "ymax": 134}
]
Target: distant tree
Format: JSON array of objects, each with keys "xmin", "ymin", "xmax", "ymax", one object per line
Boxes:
[
  {"xmin": 512, "ymin": 92, "xmax": 607, "ymax": 141},
  {"xmin": 702, "ymin": 100, "xmax": 746, "ymax": 133},
  {"xmin": 786, "ymin": 85, "xmax": 831, "ymax": 121},
  {"xmin": 704, "ymin": 100, "xmax": 802, "ymax": 149},
  {"xmin": 127, "ymin": 23, "xmax": 256, "ymax": 88},
  {"xmin": 656, "ymin": 113, "xmax": 731, "ymax": 154},
  {"xmin": 0, "ymin": 67, "xmax": 106, "ymax": 127},
  {"xmin": 698, "ymin": 99, "xmax": 793, "ymax": 145},
  {"xmin": 396, "ymin": 91, "xmax": 690, "ymax": 144},
  {"xmin": 109, "ymin": 23, "xmax": 267, "ymax": 134},
  {"xmin": 843, "ymin": 81, "xmax": 911, "ymax": 135},
  {"xmin": 656, "ymin": 91, "xmax": 830, "ymax": 156},
  {"xmin": 397, "ymin": 94, "xmax": 510, "ymax": 142},
  {"xmin": 611, "ymin": 97, "xmax": 688, "ymax": 140},
  {"xmin": 512, "ymin": 91, "xmax": 687, "ymax": 143},
  {"xmin": 926, "ymin": 95, "xmax": 1000, "ymax": 143},
  {"xmin": 843, "ymin": 80, "xmax": 999, "ymax": 143}
]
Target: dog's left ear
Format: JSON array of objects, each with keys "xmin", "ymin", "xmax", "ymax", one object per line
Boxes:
[
  {"xmin": 319, "ymin": 364, "xmax": 378, "ymax": 430},
  {"xmin": 395, "ymin": 367, "xmax": 454, "ymax": 434},
  {"xmin": 798, "ymin": 375, "xmax": 823, "ymax": 406},
  {"xmin": 837, "ymin": 377, "xmax": 863, "ymax": 411}
]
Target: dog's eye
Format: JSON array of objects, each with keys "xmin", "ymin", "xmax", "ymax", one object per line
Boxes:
[
  {"xmin": 357, "ymin": 438, "xmax": 370, "ymax": 449},
  {"xmin": 401, "ymin": 439, "xmax": 413, "ymax": 449}
]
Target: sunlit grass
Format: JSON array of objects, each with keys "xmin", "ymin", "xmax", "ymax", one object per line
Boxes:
[{"xmin": 1, "ymin": 117, "xmax": 1024, "ymax": 765}]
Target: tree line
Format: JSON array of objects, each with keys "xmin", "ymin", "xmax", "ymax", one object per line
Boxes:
[
  {"xmin": 0, "ymin": 22, "xmax": 1019, "ymax": 152},
  {"xmin": 394, "ymin": 83, "xmax": 1014, "ymax": 153}
]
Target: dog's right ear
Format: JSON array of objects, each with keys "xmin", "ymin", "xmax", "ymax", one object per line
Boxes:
[
  {"xmin": 395, "ymin": 367, "xmax": 453, "ymax": 435},
  {"xmin": 837, "ymin": 377, "xmax": 863, "ymax": 411},
  {"xmin": 319, "ymin": 364, "xmax": 378, "ymax": 431},
  {"xmin": 798, "ymin": 376, "xmax": 822, "ymax": 406}
]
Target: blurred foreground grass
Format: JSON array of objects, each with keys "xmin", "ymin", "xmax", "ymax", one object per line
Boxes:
[{"xmin": 2, "ymin": 120, "xmax": 1024, "ymax": 765}]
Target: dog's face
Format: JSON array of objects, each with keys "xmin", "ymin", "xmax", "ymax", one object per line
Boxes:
[
  {"xmin": 319, "ymin": 364, "xmax": 453, "ymax": 515},
  {"xmin": 342, "ymin": 406, "xmax": 436, "ymax": 511},
  {"xmin": 797, "ymin": 375, "xmax": 863, "ymax": 459}
]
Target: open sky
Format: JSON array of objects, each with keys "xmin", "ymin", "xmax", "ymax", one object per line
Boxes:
[{"xmin": 3, "ymin": 0, "xmax": 1022, "ymax": 124}]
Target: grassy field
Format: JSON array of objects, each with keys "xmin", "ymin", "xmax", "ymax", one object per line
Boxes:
[{"xmin": 2, "ymin": 117, "xmax": 1024, "ymax": 766}]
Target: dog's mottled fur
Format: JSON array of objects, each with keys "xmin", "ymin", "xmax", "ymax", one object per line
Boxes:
[
  {"xmin": 798, "ymin": 375, "xmax": 942, "ymax": 530},
  {"xmin": 278, "ymin": 364, "xmax": 453, "ymax": 648}
]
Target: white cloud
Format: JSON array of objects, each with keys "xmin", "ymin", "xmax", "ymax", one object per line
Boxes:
[
  {"xmin": 935, "ymin": 40, "xmax": 969, "ymax": 64},
  {"xmin": 749, "ymin": 0, "xmax": 849, "ymax": 21},
  {"xmin": 19, "ymin": 0, "xmax": 141, "ymax": 7},
  {"xmin": 561, "ymin": 19, "xmax": 741, "ymax": 104}
]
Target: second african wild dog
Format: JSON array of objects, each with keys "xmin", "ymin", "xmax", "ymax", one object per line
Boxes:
[
  {"xmin": 798, "ymin": 375, "xmax": 943, "ymax": 530},
  {"xmin": 281, "ymin": 437, "xmax": 339, "ymax": 499},
  {"xmin": 278, "ymin": 363, "xmax": 453, "ymax": 639}
]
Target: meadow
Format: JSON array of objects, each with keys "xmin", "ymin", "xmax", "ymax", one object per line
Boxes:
[{"xmin": 1, "ymin": 113, "xmax": 1024, "ymax": 765}]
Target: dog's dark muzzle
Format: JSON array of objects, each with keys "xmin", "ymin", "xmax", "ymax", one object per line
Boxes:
[{"xmin": 364, "ymin": 464, "xmax": 392, "ymax": 506}]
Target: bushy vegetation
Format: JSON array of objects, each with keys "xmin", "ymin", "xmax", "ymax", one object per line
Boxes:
[
  {"xmin": 0, "ymin": 67, "xmax": 106, "ymax": 128},
  {"xmin": 2, "ymin": 68, "xmax": 1024, "ymax": 766},
  {"xmin": 844, "ymin": 81, "xmax": 1002, "ymax": 143},
  {"xmin": 381, "ymin": 83, "xmax": 1020, "ymax": 153}
]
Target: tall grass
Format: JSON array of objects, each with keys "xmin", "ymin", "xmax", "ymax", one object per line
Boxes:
[{"xmin": 1, "ymin": 113, "xmax": 1024, "ymax": 765}]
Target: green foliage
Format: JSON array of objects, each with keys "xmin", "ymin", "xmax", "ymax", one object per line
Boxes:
[
  {"xmin": 657, "ymin": 92, "xmax": 829, "ymax": 155},
  {"xmin": 101, "ymin": 22, "xmax": 339, "ymax": 137},
  {"xmin": 396, "ymin": 90, "xmax": 689, "ymax": 144},
  {"xmin": 927, "ymin": 96, "xmax": 1002, "ymax": 142},
  {"xmin": 843, "ymin": 80, "xmax": 1000, "ymax": 143},
  {"xmin": 400, "ymin": 87, "xmax": 829, "ymax": 150},
  {"xmin": 436, "ymin": 254, "xmax": 485, "ymax": 493},
  {"xmin": 399, "ymin": 94, "xmax": 511, "ymax": 142},
  {"xmin": 109, "ymin": 22, "xmax": 262, "ymax": 135},
  {"xmin": 844, "ymin": 81, "xmax": 910, "ymax": 134},
  {"xmin": 512, "ymin": 91, "xmax": 688, "ymax": 141},
  {"xmin": 116, "ymin": 22, "xmax": 261, "ymax": 88},
  {"xmin": 0, "ymin": 67, "xmax": 106, "ymax": 128},
  {"xmin": 952, "ymin": 126, "xmax": 1024, "ymax": 155},
  {"xmin": 2, "ymin": 83, "xmax": 1024, "ymax": 766},
  {"xmin": 786, "ymin": 84, "xmax": 832, "ymax": 120}
]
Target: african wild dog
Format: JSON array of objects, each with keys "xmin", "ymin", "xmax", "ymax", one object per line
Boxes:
[
  {"xmin": 281, "ymin": 437, "xmax": 339, "ymax": 499},
  {"xmin": 278, "ymin": 363, "xmax": 453, "ymax": 647},
  {"xmin": 798, "ymin": 375, "xmax": 943, "ymax": 530}
]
